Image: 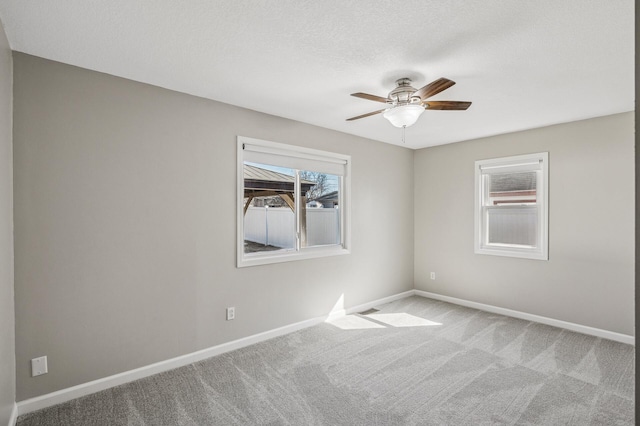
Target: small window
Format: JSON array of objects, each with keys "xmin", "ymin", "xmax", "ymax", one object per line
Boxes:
[
  {"xmin": 474, "ymin": 152, "xmax": 548, "ymax": 260},
  {"xmin": 237, "ymin": 136, "xmax": 350, "ymax": 267}
]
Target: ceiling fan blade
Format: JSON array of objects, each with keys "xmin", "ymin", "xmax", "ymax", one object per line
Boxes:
[
  {"xmin": 423, "ymin": 101, "xmax": 472, "ymax": 110},
  {"xmin": 346, "ymin": 109, "xmax": 387, "ymax": 121},
  {"xmin": 350, "ymin": 92, "xmax": 389, "ymax": 103},
  {"xmin": 413, "ymin": 78, "xmax": 456, "ymax": 100}
]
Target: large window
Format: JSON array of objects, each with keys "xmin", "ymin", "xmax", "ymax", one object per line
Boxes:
[
  {"xmin": 237, "ymin": 136, "xmax": 350, "ymax": 267},
  {"xmin": 474, "ymin": 152, "xmax": 548, "ymax": 260}
]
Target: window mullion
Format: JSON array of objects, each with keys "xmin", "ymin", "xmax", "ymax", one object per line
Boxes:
[{"xmin": 294, "ymin": 169, "xmax": 301, "ymax": 252}]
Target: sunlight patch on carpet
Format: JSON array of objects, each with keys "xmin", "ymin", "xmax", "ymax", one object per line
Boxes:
[{"xmin": 329, "ymin": 312, "xmax": 442, "ymax": 330}]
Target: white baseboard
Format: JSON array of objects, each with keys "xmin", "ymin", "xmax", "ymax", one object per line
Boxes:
[
  {"xmin": 16, "ymin": 288, "xmax": 633, "ymax": 417},
  {"xmin": 16, "ymin": 290, "xmax": 415, "ymax": 416},
  {"xmin": 17, "ymin": 314, "xmax": 327, "ymax": 416},
  {"xmin": 414, "ymin": 290, "xmax": 635, "ymax": 345},
  {"xmin": 7, "ymin": 402, "xmax": 17, "ymax": 426}
]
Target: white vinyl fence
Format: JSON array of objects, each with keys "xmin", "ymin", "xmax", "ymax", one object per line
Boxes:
[
  {"xmin": 487, "ymin": 206, "xmax": 537, "ymax": 246},
  {"xmin": 244, "ymin": 206, "xmax": 340, "ymax": 248}
]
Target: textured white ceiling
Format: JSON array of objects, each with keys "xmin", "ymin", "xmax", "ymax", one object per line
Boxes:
[{"xmin": 0, "ymin": 1, "xmax": 634, "ymax": 149}]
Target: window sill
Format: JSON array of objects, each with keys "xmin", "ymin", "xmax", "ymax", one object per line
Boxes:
[
  {"xmin": 237, "ymin": 245, "xmax": 350, "ymax": 268},
  {"xmin": 475, "ymin": 246, "xmax": 548, "ymax": 261}
]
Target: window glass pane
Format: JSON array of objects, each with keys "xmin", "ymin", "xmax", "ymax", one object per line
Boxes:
[
  {"xmin": 488, "ymin": 171, "xmax": 537, "ymax": 206},
  {"xmin": 487, "ymin": 206, "xmax": 537, "ymax": 247},
  {"xmin": 300, "ymin": 170, "xmax": 341, "ymax": 248},
  {"xmin": 243, "ymin": 162, "xmax": 296, "ymax": 254}
]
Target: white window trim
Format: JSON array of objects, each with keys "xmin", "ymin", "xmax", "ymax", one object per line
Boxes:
[
  {"xmin": 474, "ymin": 152, "xmax": 549, "ymax": 261},
  {"xmin": 237, "ymin": 136, "xmax": 351, "ymax": 268}
]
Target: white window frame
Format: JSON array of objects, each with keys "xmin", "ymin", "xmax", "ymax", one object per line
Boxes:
[
  {"xmin": 237, "ymin": 136, "xmax": 351, "ymax": 268},
  {"xmin": 474, "ymin": 152, "xmax": 549, "ymax": 260}
]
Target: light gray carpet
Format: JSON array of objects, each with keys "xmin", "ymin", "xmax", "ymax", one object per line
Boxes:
[{"xmin": 18, "ymin": 296, "xmax": 635, "ymax": 425}]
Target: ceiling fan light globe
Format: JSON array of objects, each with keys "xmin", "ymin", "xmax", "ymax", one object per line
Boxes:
[{"xmin": 383, "ymin": 104, "xmax": 425, "ymax": 128}]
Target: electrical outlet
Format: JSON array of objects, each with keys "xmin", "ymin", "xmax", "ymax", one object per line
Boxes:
[
  {"xmin": 226, "ymin": 307, "xmax": 235, "ymax": 321},
  {"xmin": 430, "ymin": 272, "xmax": 436, "ymax": 280},
  {"xmin": 31, "ymin": 356, "xmax": 48, "ymax": 377}
]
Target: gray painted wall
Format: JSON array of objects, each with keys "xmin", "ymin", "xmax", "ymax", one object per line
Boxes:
[
  {"xmin": 414, "ymin": 112, "xmax": 634, "ymax": 335},
  {"xmin": 0, "ymin": 15, "xmax": 14, "ymax": 425},
  {"xmin": 12, "ymin": 53, "xmax": 415, "ymax": 400}
]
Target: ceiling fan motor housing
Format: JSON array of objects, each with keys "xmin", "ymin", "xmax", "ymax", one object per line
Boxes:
[{"xmin": 388, "ymin": 78, "xmax": 422, "ymax": 105}]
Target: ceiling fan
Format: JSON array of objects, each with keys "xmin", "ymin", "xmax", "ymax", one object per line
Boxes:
[{"xmin": 347, "ymin": 77, "xmax": 471, "ymax": 128}]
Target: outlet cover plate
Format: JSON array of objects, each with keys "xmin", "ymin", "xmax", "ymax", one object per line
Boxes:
[
  {"xmin": 226, "ymin": 307, "xmax": 235, "ymax": 321},
  {"xmin": 31, "ymin": 356, "xmax": 48, "ymax": 377}
]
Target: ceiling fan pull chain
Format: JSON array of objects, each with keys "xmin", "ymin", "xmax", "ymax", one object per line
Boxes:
[{"xmin": 402, "ymin": 125, "xmax": 406, "ymax": 144}]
